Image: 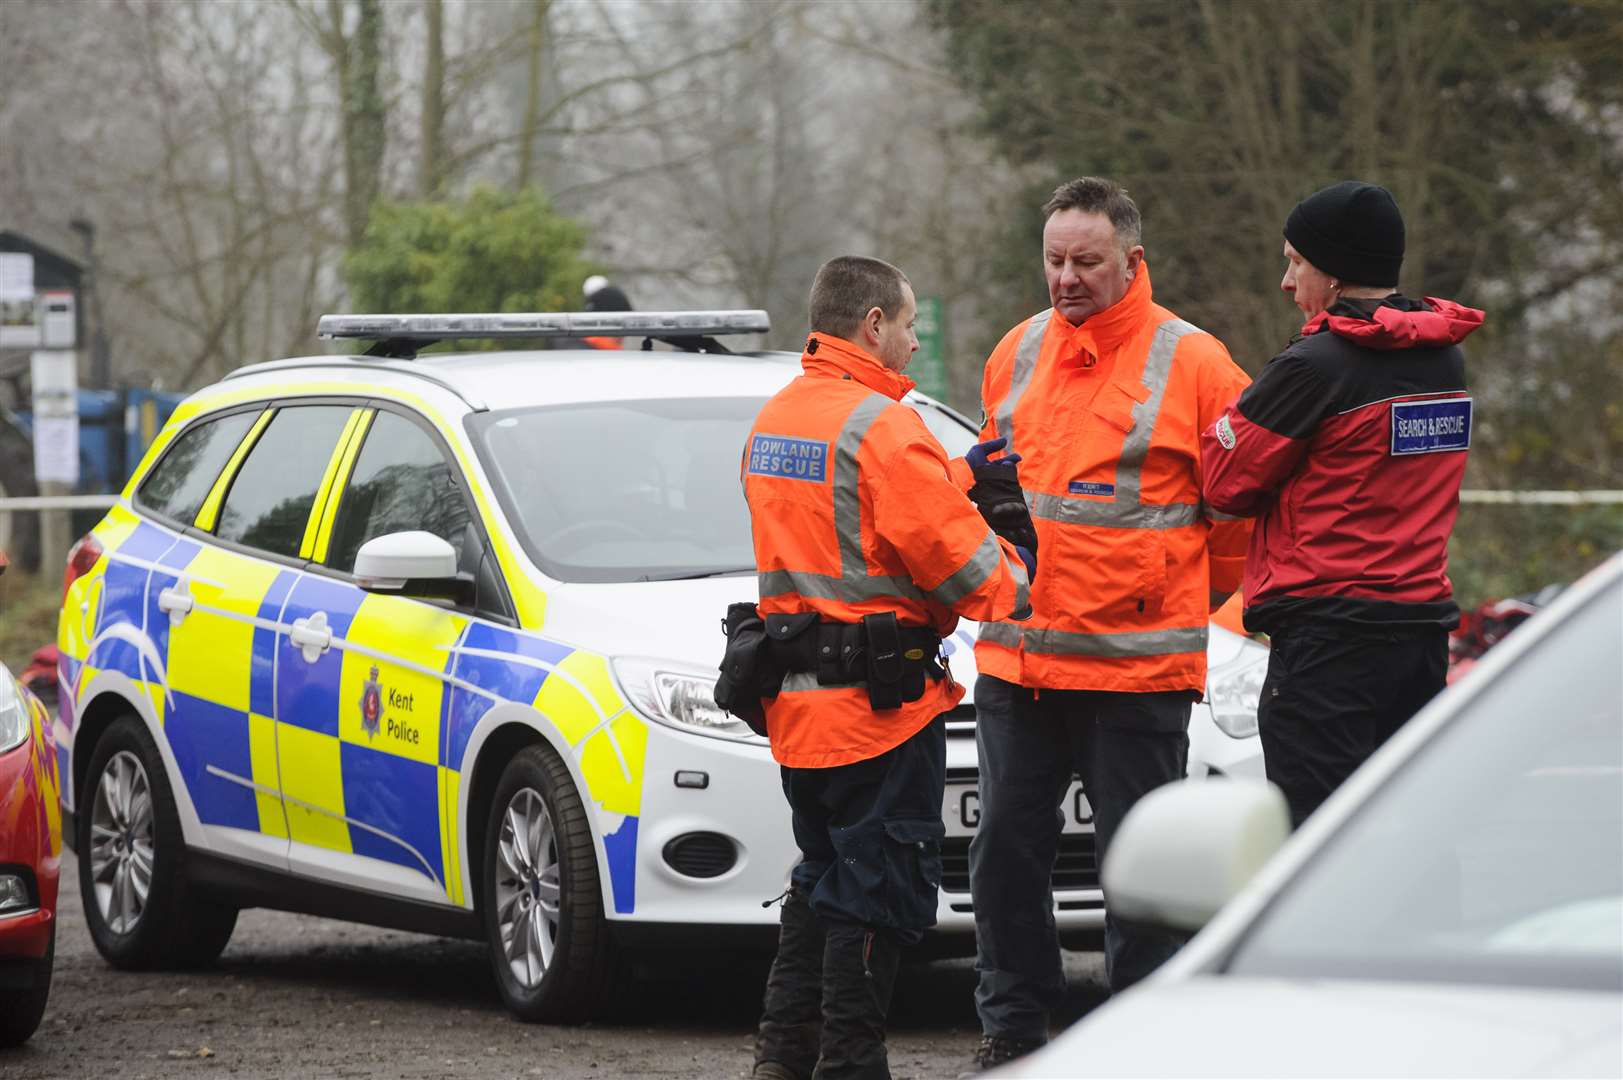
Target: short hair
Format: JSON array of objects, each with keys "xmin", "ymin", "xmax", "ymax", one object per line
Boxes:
[
  {"xmin": 808, "ymin": 256, "xmax": 910, "ymax": 340},
  {"xmin": 1042, "ymin": 177, "xmax": 1143, "ymax": 251}
]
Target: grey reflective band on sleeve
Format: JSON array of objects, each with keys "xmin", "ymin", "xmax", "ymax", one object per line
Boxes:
[
  {"xmin": 977, "ymin": 622, "xmax": 1208, "ymax": 658},
  {"xmin": 925, "ymin": 528, "xmax": 1006, "ymax": 608},
  {"xmin": 1011, "ymin": 552, "xmax": 1030, "ymax": 613},
  {"xmin": 993, "ymin": 310, "xmax": 1052, "ymax": 457},
  {"xmin": 1204, "ymin": 507, "xmax": 1245, "ymax": 522},
  {"xmin": 1025, "ymin": 318, "xmax": 1202, "ymax": 532},
  {"xmin": 758, "ymin": 392, "xmax": 927, "ymax": 606},
  {"xmin": 978, "ymin": 621, "xmax": 1023, "ymax": 648}
]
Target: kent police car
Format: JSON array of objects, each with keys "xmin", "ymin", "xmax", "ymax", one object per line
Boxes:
[{"xmin": 54, "ymin": 310, "xmax": 1265, "ymax": 1021}]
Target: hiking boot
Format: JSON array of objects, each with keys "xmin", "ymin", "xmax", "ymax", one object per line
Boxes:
[
  {"xmin": 753, "ymin": 1062, "xmax": 806, "ymax": 1080},
  {"xmin": 956, "ymin": 1034, "xmax": 1046, "ymax": 1076},
  {"xmin": 811, "ymin": 923, "xmax": 901, "ymax": 1080},
  {"xmin": 754, "ymin": 888, "xmax": 826, "ymax": 1080}
]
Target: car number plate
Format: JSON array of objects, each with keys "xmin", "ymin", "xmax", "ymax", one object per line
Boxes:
[{"xmin": 943, "ymin": 781, "xmax": 1092, "ymax": 838}]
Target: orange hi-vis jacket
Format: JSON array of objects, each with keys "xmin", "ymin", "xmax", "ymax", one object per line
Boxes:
[
  {"xmin": 745, "ymin": 333, "xmax": 1032, "ymax": 769},
  {"xmin": 951, "ymin": 264, "xmax": 1252, "ymax": 694}
]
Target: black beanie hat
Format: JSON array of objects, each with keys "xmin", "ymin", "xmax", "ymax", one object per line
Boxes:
[{"xmin": 1283, "ymin": 181, "xmax": 1405, "ymax": 287}]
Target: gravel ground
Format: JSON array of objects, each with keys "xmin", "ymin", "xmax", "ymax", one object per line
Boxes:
[{"xmin": 2, "ymin": 855, "xmax": 1107, "ymax": 1079}]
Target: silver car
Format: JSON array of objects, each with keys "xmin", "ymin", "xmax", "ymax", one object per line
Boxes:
[{"xmin": 1004, "ymin": 551, "xmax": 1623, "ymax": 1077}]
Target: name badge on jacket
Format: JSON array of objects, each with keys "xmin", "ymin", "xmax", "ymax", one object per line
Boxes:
[
  {"xmin": 1390, "ymin": 397, "xmax": 1472, "ymax": 456},
  {"xmin": 748, "ymin": 434, "xmax": 829, "ymax": 481}
]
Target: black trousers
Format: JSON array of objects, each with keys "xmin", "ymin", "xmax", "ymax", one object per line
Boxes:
[
  {"xmin": 782, "ymin": 715, "xmax": 947, "ymax": 945},
  {"xmin": 969, "ymin": 676, "xmax": 1193, "ymax": 1039},
  {"xmin": 1259, "ymin": 623, "xmax": 1448, "ymax": 828}
]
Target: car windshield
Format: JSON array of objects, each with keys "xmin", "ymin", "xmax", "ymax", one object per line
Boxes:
[
  {"xmin": 1226, "ymin": 573, "xmax": 1623, "ymax": 991},
  {"xmin": 469, "ymin": 395, "xmax": 975, "ymax": 583}
]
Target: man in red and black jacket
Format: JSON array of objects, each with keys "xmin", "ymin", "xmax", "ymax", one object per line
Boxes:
[{"xmin": 1202, "ymin": 180, "xmax": 1485, "ymax": 827}]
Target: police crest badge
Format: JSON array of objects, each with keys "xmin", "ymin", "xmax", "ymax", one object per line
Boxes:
[{"xmin": 360, "ymin": 665, "xmax": 382, "ymax": 739}]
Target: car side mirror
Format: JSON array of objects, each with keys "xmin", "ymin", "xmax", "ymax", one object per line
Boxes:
[
  {"xmin": 353, "ymin": 531, "xmax": 470, "ymax": 605},
  {"xmin": 1101, "ymin": 778, "xmax": 1291, "ymax": 935}
]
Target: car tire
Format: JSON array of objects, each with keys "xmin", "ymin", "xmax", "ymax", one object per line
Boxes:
[
  {"xmin": 78, "ymin": 715, "xmax": 238, "ymax": 970},
  {"xmin": 0, "ymin": 920, "xmax": 53, "ymax": 1048},
  {"xmin": 481, "ymin": 742, "xmax": 617, "ymax": 1022}
]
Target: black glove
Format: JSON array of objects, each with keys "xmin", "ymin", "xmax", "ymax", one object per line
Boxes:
[{"xmin": 966, "ymin": 439, "xmax": 1038, "ymax": 553}]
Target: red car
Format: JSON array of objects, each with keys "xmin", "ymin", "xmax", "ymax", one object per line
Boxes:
[{"xmin": 0, "ymin": 641, "xmax": 62, "ymax": 1046}]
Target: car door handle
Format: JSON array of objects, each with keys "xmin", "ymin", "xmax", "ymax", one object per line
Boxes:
[
  {"xmin": 157, "ymin": 584, "xmax": 193, "ymax": 626},
  {"xmin": 289, "ymin": 612, "xmax": 333, "ymax": 663}
]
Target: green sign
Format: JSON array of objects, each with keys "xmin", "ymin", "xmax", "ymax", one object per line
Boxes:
[{"xmin": 911, "ymin": 295, "xmax": 948, "ymax": 401}]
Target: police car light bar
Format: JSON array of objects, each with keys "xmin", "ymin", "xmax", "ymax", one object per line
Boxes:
[{"xmin": 317, "ymin": 310, "xmax": 772, "ymax": 341}]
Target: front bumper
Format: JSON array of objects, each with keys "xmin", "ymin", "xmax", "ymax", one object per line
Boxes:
[{"xmin": 617, "ymin": 723, "xmax": 1103, "ymax": 937}]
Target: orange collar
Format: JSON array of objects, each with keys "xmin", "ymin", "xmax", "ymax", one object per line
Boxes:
[
  {"xmin": 1052, "ymin": 260, "xmax": 1156, "ymax": 359},
  {"xmin": 800, "ymin": 333, "xmax": 916, "ymax": 401}
]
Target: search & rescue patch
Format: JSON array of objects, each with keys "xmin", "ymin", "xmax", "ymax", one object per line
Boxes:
[
  {"xmin": 1069, "ymin": 481, "xmax": 1115, "ymax": 497},
  {"xmin": 748, "ymin": 434, "xmax": 828, "ymax": 482},
  {"xmin": 1390, "ymin": 397, "xmax": 1472, "ymax": 456}
]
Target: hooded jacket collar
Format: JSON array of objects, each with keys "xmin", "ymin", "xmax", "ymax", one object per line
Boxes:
[
  {"xmin": 800, "ymin": 332, "xmax": 916, "ymax": 400},
  {"xmin": 1051, "ymin": 261, "xmax": 1155, "ymax": 364},
  {"xmin": 1304, "ymin": 294, "xmax": 1484, "ymax": 351}
]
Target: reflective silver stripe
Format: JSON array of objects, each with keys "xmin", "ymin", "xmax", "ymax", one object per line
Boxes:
[
  {"xmin": 1020, "ymin": 317, "xmax": 1202, "ymax": 532},
  {"xmin": 1028, "ymin": 493, "xmax": 1201, "ymax": 530},
  {"xmin": 1116, "ymin": 319, "xmax": 1197, "ymax": 501},
  {"xmin": 979, "ymin": 620, "xmax": 1023, "ymax": 648},
  {"xmin": 994, "ymin": 310, "xmax": 1051, "ymax": 457},
  {"xmin": 1204, "ymin": 507, "xmax": 1245, "ymax": 522},
  {"xmin": 977, "ymin": 623, "xmax": 1208, "ymax": 658},
  {"xmin": 758, "ymin": 569, "xmax": 922, "ymax": 601},
  {"xmin": 1011, "ymin": 551, "xmax": 1030, "ymax": 614},
  {"xmin": 835, "ymin": 394, "xmax": 925, "ymax": 602},
  {"xmin": 781, "ymin": 671, "xmax": 865, "ymax": 692},
  {"xmin": 926, "ymin": 528, "xmax": 1005, "ymax": 607}
]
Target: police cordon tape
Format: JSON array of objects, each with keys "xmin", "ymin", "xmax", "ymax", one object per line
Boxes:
[
  {"xmin": 0, "ymin": 494, "xmax": 120, "ymax": 510},
  {"xmin": 0, "ymin": 491, "xmax": 1619, "ymax": 513},
  {"xmin": 1457, "ymin": 490, "xmax": 1623, "ymax": 505}
]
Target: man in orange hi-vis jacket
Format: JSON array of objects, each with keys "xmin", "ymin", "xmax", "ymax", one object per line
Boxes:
[
  {"xmin": 953, "ymin": 178, "xmax": 1252, "ymax": 1073},
  {"xmin": 742, "ymin": 256, "xmax": 1033, "ymax": 1080}
]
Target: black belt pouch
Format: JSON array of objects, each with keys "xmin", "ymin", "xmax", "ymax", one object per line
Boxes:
[
  {"xmin": 714, "ymin": 602, "xmax": 769, "ymax": 735},
  {"xmin": 863, "ymin": 611, "xmax": 905, "ymax": 710}
]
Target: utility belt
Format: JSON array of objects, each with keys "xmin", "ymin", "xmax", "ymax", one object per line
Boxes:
[{"xmin": 713, "ymin": 603, "xmax": 945, "ymax": 736}]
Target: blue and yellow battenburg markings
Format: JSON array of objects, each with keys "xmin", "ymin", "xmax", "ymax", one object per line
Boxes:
[{"xmin": 60, "ymin": 513, "xmax": 649, "ymax": 914}]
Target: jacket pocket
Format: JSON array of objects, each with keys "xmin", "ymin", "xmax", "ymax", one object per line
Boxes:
[
  {"xmin": 1089, "ymin": 381, "xmax": 1148, "ymax": 435},
  {"xmin": 1133, "ymin": 531, "xmax": 1170, "ymax": 615},
  {"xmin": 882, "ymin": 817, "xmax": 945, "ymax": 930}
]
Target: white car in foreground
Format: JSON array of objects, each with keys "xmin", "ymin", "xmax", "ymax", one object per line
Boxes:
[{"xmin": 1002, "ymin": 552, "xmax": 1623, "ymax": 1077}]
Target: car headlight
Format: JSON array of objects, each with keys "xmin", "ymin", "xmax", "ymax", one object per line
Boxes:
[
  {"xmin": 611, "ymin": 657, "xmax": 761, "ymax": 743},
  {"xmin": 1205, "ymin": 643, "xmax": 1269, "ymax": 740},
  {"xmin": 0, "ymin": 668, "xmax": 29, "ymax": 754}
]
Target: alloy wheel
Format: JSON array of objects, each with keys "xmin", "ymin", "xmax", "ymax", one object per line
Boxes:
[
  {"xmin": 494, "ymin": 787, "xmax": 561, "ymax": 989},
  {"xmin": 89, "ymin": 750, "xmax": 155, "ymax": 934}
]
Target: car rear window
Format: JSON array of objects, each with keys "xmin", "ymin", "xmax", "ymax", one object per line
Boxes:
[
  {"xmin": 137, "ymin": 410, "xmax": 260, "ymax": 525},
  {"xmin": 1227, "ymin": 577, "xmax": 1623, "ymax": 992}
]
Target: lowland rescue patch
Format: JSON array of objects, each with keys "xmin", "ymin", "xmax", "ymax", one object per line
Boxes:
[{"xmin": 747, "ymin": 434, "xmax": 829, "ymax": 482}]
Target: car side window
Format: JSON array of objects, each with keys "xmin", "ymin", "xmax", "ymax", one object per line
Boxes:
[
  {"xmin": 137, "ymin": 410, "xmax": 260, "ymax": 525},
  {"xmin": 215, "ymin": 405, "xmax": 355, "ymax": 558},
  {"xmin": 326, "ymin": 410, "xmax": 475, "ymax": 577}
]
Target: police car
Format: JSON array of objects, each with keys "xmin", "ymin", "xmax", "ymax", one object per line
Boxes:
[{"xmin": 53, "ymin": 310, "xmax": 1265, "ymax": 1021}]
